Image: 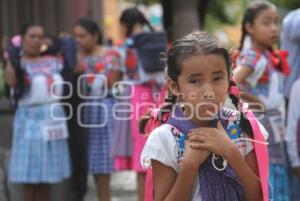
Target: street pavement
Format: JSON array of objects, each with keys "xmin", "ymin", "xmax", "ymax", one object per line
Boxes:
[{"xmin": 85, "ymin": 171, "xmax": 138, "ymax": 201}]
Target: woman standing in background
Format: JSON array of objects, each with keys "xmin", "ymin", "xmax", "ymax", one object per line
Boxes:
[
  {"xmin": 5, "ymin": 24, "xmax": 71, "ymax": 201},
  {"xmin": 118, "ymin": 8, "xmax": 166, "ymax": 201},
  {"xmin": 74, "ymin": 18, "xmax": 122, "ymax": 201}
]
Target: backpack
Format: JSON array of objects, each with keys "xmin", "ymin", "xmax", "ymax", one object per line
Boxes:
[{"xmin": 131, "ymin": 32, "xmax": 167, "ymax": 73}]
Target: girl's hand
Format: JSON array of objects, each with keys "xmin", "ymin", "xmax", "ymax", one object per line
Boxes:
[
  {"xmin": 188, "ymin": 122, "xmax": 237, "ymax": 159},
  {"xmin": 183, "ymin": 140, "xmax": 211, "ymax": 169}
]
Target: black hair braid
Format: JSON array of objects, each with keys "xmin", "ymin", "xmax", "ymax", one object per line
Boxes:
[
  {"xmin": 139, "ymin": 90, "xmax": 177, "ymax": 134},
  {"xmin": 228, "ymin": 80, "xmax": 253, "ymax": 137},
  {"xmin": 158, "ymin": 90, "xmax": 177, "ymax": 118}
]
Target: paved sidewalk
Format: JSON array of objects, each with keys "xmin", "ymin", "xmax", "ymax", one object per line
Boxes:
[{"xmin": 85, "ymin": 171, "xmax": 138, "ymax": 201}]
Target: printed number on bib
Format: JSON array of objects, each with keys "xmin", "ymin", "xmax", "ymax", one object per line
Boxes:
[{"xmin": 42, "ymin": 120, "xmax": 68, "ymax": 141}]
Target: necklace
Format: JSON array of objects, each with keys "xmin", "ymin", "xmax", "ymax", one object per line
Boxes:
[{"xmin": 212, "ymin": 111, "xmax": 242, "ymax": 171}]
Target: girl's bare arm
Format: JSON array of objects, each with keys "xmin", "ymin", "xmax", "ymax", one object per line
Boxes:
[
  {"xmin": 152, "ymin": 159, "xmax": 198, "ymax": 201},
  {"xmin": 4, "ymin": 61, "xmax": 18, "ymax": 87},
  {"xmin": 233, "ymin": 65, "xmax": 265, "ymax": 109},
  {"xmin": 152, "ymin": 142, "xmax": 210, "ymax": 201}
]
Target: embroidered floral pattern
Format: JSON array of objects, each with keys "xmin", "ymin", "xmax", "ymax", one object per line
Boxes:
[
  {"xmin": 21, "ymin": 56, "xmax": 63, "ymax": 91},
  {"xmin": 170, "ymin": 126, "xmax": 186, "ymax": 164},
  {"xmin": 125, "ymin": 48, "xmax": 139, "ymax": 80},
  {"xmin": 168, "ymin": 110, "xmax": 244, "ymax": 165},
  {"xmin": 237, "ymin": 49, "xmax": 279, "ymax": 97},
  {"xmin": 227, "ymin": 123, "xmax": 242, "ymax": 141},
  {"xmin": 81, "ymin": 49, "xmax": 121, "ymax": 96}
]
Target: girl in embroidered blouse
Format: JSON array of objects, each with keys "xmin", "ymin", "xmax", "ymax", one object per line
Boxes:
[
  {"xmin": 140, "ymin": 31, "xmax": 268, "ymax": 201},
  {"xmin": 73, "ymin": 18, "xmax": 122, "ymax": 201},
  {"xmin": 233, "ymin": 1, "xmax": 290, "ymax": 200},
  {"xmin": 5, "ymin": 24, "xmax": 71, "ymax": 201}
]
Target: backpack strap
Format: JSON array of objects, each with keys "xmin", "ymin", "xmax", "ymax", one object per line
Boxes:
[
  {"xmin": 246, "ymin": 111, "xmax": 269, "ymax": 201},
  {"xmin": 145, "ymin": 168, "xmax": 154, "ymax": 201}
]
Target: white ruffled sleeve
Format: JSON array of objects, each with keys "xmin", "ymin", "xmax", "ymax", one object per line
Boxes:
[{"xmin": 141, "ymin": 124, "xmax": 179, "ymax": 172}]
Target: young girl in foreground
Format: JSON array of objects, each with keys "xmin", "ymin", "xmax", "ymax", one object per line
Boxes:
[{"xmin": 140, "ymin": 31, "xmax": 269, "ymax": 201}]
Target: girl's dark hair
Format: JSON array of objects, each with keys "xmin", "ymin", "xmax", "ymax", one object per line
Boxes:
[
  {"xmin": 140, "ymin": 31, "xmax": 253, "ymax": 137},
  {"xmin": 6, "ymin": 24, "xmax": 43, "ymax": 106},
  {"xmin": 75, "ymin": 18, "xmax": 102, "ymax": 44},
  {"xmin": 120, "ymin": 7, "xmax": 154, "ymax": 37},
  {"xmin": 20, "ymin": 23, "xmax": 43, "ymax": 37},
  {"xmin": 166, "ymin": 32, "xmax": 231, "ymax": 81},
  {"xmin": 239, "ymin": 1, "xmax": 276, "ymax": 50},
  {"xmin": 41, "ymin": 35, "xmax": 61, "ymax": 56}
]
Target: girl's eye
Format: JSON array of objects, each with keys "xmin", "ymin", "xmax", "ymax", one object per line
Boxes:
[
  {"xmin": 262, "ymin": 20, "xmax": 272, "ymax": 26},
  {"xmin": 213, "ymin": 76, "xmax": 224, "ymax": 82},
  {"xmin": 189, "ymin": 80, "xmax": 202, "ymax": 84}
]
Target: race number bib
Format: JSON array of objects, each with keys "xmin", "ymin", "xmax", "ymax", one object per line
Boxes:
[
  {"xmin": 269, "ymin": 113, "xmax": 285, "ymax": 143},
  {"xmin": 42, "ymin": 120, "xmax": 68, "ymax": 141}
]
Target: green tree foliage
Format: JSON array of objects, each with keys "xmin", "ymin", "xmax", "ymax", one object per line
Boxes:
[
  {"xmin": 269, "ymin": 0, "xmax": 300, "ymax": 10},
  {"xmin": 126, "ymin": 0, "xmax": 241, "ymax": 26},
  {"xmin": 124, "ymin": 0, "xmax": 159, "ymax": 5},
  {"xmin": 124, "ymin": 0, "xmax": 245, "ymax": 40}
]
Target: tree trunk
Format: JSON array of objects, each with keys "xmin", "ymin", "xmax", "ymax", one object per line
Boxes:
[
  {"xmin": 198, "ymin": 0, "xmax": 211, "ymax": 28},
  {"xmin": 162, "ymin": 0, "xmax": 174, "ymax": 41},
  {"xmin": 172, "ymin": 0, "xmax": 200, "ymax": 40}
]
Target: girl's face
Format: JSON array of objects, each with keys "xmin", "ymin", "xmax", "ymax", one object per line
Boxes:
[
  {"xmin": 168, "ymin": 54, "xmax": 229, "ymax": 122},
  {"xmin": 247, "ymin": 7, "xmax": 280, "ymax": 48},
  {"xmin": 22, "ymin": 26, "xmax": 44, "ymax": 56},
  {"xmin": 74, "ymin": 25, "xmax": 98, "ymax": 52}
]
